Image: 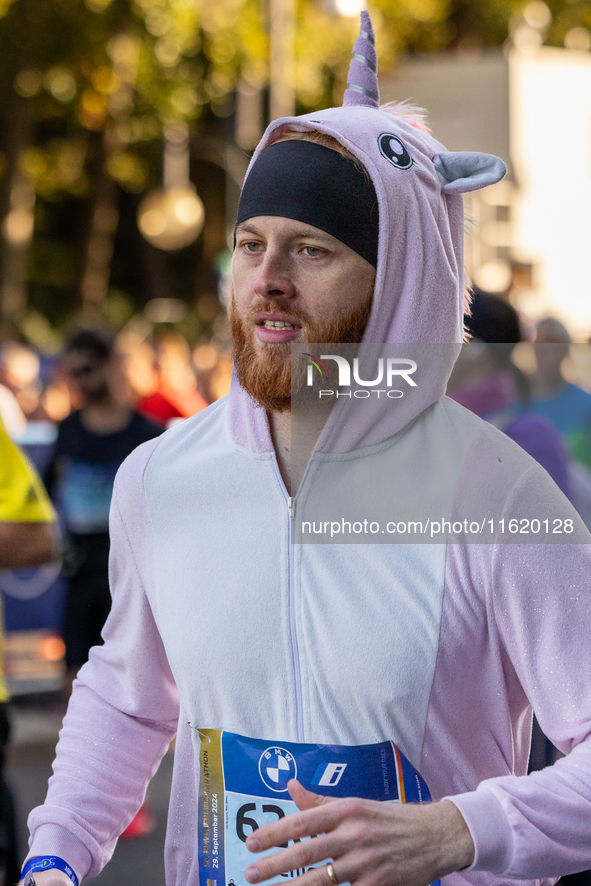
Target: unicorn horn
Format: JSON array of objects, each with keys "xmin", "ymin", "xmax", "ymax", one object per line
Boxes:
[{"xmin": 343, "ymin": 10, "xmax": 380, "ymax": 109}]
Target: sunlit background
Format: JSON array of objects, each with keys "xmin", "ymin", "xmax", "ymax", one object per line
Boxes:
[{"xmin": 0, "ymin": 0, "xmax": 589, "ymax": 352}]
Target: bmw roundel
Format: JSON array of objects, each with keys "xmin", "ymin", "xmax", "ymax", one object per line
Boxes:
[
  {"xmin": 378, "ymin": 133, "xmax": 413, "ymax": 170},
  {"xmin": 258, "ymin": 746, "xmax": 297, "ymax": 792}
]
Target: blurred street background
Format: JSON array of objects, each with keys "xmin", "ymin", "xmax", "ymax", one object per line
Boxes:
[{"xmin": 3, "ymin": 0, "xmax": 591, "ymax": 881}]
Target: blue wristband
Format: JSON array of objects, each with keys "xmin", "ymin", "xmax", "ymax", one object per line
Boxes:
[{"xmin": 20, "ymin": 856, "xmax": 79, "ymax": 886}]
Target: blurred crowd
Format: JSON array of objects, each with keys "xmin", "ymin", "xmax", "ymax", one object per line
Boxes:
[
  {"xmin": 0, "ymin": 327, "xmax": 234, "ymax": 690},
  {"xmin": 0, "ymin": 331, "xmax": 233, "ymax": 444}
]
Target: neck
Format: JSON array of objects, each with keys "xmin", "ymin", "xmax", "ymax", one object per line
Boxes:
[
  {"xmin": 269, "ymin": 401, "xmax": 333, "ymax": 496},
  {"xmin": 269, "ymin": 411, "xmax": 292, "ymax": 493},
  {"xmin": 533, "ymin": 370, "xmax": 566, "ymax": 399},
  {"xmin": 81, "ymin": 393, "xmax": 132, "ymax": 435}
]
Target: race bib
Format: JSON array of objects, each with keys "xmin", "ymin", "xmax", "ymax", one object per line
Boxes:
[{"xmin": 196, "ymin": 729, "xmax": 440, "ymax": 886}]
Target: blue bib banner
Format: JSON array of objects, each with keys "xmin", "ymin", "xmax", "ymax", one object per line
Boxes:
[{"xmin": 197, "ymin": 729, "xmax": 440, "ymax": 886}]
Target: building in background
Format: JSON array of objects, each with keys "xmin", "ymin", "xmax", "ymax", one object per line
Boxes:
[{"xmin": 382, "ymin": 42, "xmax": 591, "ymax": 339}]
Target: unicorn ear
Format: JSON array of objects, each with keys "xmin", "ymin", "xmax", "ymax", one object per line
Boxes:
[{"xmin": 434, "ymin": 152, "xmax": 506, "ymax": 194}]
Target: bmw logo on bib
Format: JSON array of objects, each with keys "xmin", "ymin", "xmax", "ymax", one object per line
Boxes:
[{"xmin": 258, "ymin": 746, "xmax": 297, "ymax": 792}]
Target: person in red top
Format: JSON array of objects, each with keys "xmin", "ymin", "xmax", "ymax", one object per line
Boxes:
[{"xmin": 135, "ymin": 333, "xmax": 208, "ymax": 427}]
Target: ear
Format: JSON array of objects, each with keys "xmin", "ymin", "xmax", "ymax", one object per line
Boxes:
[{"xmin": 433, "ymin": 152, "xmax": 506, "ymax": 194}]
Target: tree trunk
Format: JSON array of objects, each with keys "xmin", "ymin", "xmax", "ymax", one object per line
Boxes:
[
  {"xmin": 78, "ymin": 129, "xmax": 120, "ymax": 324},
  {"xmin": 0, "ymin": 96, "xmax": 34, "ymax": 340}
]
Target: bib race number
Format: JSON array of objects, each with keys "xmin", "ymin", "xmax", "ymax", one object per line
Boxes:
[{"xmin": 196, "ymin": 729, "xmax": 440, "ymax": 886}]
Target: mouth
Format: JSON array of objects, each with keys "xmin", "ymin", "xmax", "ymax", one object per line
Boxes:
[
  {"xmin": 254, "ymin": 313, "xmax": 303, "ymax": 343},
  {"xmin": 260, "ymin": 319, "xmax": 299, "ymax": 330}
]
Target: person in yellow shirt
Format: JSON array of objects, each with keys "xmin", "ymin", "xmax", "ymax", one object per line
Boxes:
[
  {"xmin": 0, "ymin": 417, "xmax": 58, "ymax": 886},
  {"xmin": 0, "ymin": 419, "xmax": 57, "ymax": 568}
]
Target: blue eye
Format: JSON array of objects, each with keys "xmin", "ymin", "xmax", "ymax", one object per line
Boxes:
[{"xmin": 378, "ymin": 133, "xmax": 412, "ymax": 170}]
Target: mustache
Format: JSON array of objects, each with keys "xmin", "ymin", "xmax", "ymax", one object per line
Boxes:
[{"xmin": 244, "ymin": 298, "xmax": 311, "ymax": 326}]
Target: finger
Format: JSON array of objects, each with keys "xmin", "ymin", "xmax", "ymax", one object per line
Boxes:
[
  {"xmin": 245, "ymin": 822, "xmax": 374, "ymax": 886},
  {"xmin": 249, "ymin": 858, "xmax": 348, "ymax": 886},
  {"xmin": 245, "ymin": 835, "xmax": 335, "ymax": 884},
  {"xmin": 288, "ymin": 780, "xmax": 337, "ymax": 812},
  {"xmin": 300, "ymin": 863, "xmax": 350, "ymax": 886},
  {"xmin": 246, "ymin": 798, "xmax": 362, "ymax": 853}
]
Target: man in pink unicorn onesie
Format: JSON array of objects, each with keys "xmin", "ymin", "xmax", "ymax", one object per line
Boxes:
[{"xmin": 20, "ymin": 13, "xmax": 591, "ymax": 886}]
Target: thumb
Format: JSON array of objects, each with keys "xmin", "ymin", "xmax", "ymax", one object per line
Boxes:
[
  {"xmin": 287, "ymin": 779, "xmax": 336, "ymax": 810},
  {"xmin": 20, "ymin": 874, "xmax": 73, "ymax": 886}
]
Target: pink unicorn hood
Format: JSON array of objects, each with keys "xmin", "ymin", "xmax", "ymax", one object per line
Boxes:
[{"xmin": 230, "ymin": 12, "xmax": 506, "ymax": 453}]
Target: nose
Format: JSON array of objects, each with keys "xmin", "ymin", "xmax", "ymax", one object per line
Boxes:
[{"xmin": 253, "ymin": 248, "xmax": 296, "ymax": 301}]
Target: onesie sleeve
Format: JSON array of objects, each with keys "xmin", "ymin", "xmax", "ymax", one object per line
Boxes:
[
  {"xmin": 26, "ymin": 437, "xmax": 180, "ymax": 882},
  {"xmin": 446, "ymin": 459, "xmax": 591, "ymax": 878}
]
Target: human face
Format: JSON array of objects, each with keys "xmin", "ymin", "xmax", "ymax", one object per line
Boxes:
[
  {"xmin": 64, "ymin": 350, "xmax": 109, "ymax": 403},
  {"xmin": 231, "ymin": 216, "xmax": 376, "ymax": 411},
  {"xmin": 533, "ymin": 330, "xmax": 570, "ymax": 381}
]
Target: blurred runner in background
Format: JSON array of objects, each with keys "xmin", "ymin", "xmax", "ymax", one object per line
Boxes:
[
  {"xmin": 527, "ymin": 319, "xmax": 591, "ymax": 530},
  {"xmin": 44, "ymin": 330, "xmax": 162, "ymax": 683},
  {"xmin": 44, "ymin": 330, "xmax": 162, "ymax": 840},
  {"xmin": 0, "ymin": 416, "xmax": 58, "ymax": 885},
  {"xmin": 531, "ymin": 318, "xmax": 591, "ymax": 469},
  {"xmin": 121, "ymin": 332, "xmax": 207, "ymax": 428},
  {"xmin": 449, "ymin": 292, "xmax": 570, "ymax": 499}
]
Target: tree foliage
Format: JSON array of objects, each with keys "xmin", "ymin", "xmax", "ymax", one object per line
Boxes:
[{"xmin": 0, "ymin": 0, "xmax": 590, "ymax": 336}]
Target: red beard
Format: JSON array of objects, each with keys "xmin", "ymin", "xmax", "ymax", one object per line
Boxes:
[{"xmin": 231, "ymin": 291, "xmax": 373, "ymax": 412}]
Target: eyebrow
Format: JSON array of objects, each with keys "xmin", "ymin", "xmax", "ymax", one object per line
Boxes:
[
  {"xmin": 235, "ymin": 222, "xmax": 262, "ymax": 236},
  {"xmin": 235, "ymin": 221, "xmax": 335, "ymax": 241},
  {"xmin": 292, "ymin": 227, "xmax": 334, "ymax": 241}
]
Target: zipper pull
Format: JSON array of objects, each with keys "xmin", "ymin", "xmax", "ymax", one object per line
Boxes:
[{"xmin": 288, "ymin": 497, "xmax": 296, "ymax": 520}]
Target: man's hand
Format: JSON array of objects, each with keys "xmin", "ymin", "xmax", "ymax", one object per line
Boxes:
[
  {"xmin": 19, "ymin": 872, "xmax": 73, "ymax": 886},
  {"xmin": 245, "ymin": 780, "xmax": 474, "ymax": 886}
]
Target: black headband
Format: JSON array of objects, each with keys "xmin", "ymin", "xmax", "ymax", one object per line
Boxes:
[{"xmin": 236, "ymin": 140, "xmax": 379, "ymax": 268}]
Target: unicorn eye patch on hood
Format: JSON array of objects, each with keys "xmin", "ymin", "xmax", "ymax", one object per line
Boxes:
[{"xmin": 236, "ymin": 139, "xmax": 380, "ymax": 267}]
